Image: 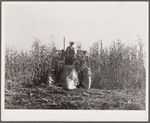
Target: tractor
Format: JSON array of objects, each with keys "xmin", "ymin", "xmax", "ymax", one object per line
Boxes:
[{"xmin": 47, "ymin": 47, "xmax": 92, "ymax": 90}]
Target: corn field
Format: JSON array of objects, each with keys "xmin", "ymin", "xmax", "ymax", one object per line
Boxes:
[
  {"xmin": 5, "ymin": 38, "xmax": 146, "ymax": 90},
  {"xmin": 89, "ymin": 39, "xmax": 146, "ymax": 89},
  {"xmin": 5, "ymin": 38, "xmax": 58, "ymax": 86}
]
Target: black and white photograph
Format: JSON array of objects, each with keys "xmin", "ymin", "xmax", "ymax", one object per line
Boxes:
[{"xmin": 1, "ymin": 1, "xmax": 149, "ymax": 121}]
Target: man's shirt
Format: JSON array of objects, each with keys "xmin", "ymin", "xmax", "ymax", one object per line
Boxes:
[{"xmin": 66, "ymin": 46, "xmax": 75, "ymax": 56}]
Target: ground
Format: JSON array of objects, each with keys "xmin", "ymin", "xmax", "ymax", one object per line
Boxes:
[{"xmin": 5, "ymin": 79, "xmax": 145, "ymax": 110}]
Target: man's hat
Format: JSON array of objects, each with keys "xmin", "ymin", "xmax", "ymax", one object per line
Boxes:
[
  {"xmin": 69, "ymin": 42, "xmax": 74, "ymax": 44},
  {"xmin": 83, "ymin": 50, "xmax": 87, "ymax": 54}
]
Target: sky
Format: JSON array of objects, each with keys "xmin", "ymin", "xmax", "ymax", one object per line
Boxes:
[{"xmin": 2, "ymin": 2, "xmax": 148, "ymax": 52}]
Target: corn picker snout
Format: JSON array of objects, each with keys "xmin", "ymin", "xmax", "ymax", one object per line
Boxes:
[{"xmin": 47, "ymin": 48, "xmax": 92, "ymax": 90}]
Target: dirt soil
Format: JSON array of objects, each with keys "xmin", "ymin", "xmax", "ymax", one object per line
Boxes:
[{"xmin": 5, "ymin": 79, "xmax": 145, "ymax": 110}]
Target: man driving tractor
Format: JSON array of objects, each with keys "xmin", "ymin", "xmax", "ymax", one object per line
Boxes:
[
  {"xmin": 48, "ymin": 40, "xmax": 91, "ymax": 90},
  {"xmin": 65, "ymin": 41, "xmax": 75, "ymax": 65}
]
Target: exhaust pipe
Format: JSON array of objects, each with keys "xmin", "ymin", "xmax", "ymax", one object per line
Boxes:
[{"xmin": 63, "ymin": 36, "xmax": 65, "ymax": 50}]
